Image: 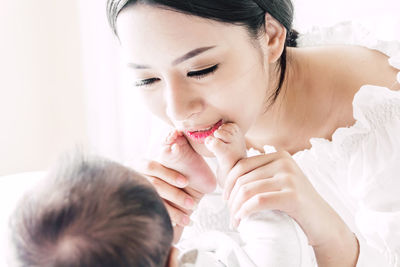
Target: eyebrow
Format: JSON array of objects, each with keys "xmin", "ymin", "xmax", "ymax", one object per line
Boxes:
[{"xmin": 127, "ymin": 46, "xmax": 216, "ymax": 69}]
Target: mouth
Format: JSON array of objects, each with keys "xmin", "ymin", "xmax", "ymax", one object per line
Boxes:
[{"xmin": 184, "ymin": 119, "xmax": 223, "ymax": 144}]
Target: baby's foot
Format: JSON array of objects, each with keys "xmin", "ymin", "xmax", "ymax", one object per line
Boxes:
[
  {"xmin": 204, "ymin": 123, "xmax": 247, "ymax": 187},
  {"xmin": 158, "ymin": 130, "xmax": 216, "ymax": 194}
]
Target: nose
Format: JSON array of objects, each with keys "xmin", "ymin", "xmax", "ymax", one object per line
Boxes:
[{"xmin": 164, "ymin": 77, "xmax": 204, "ymax": 122}]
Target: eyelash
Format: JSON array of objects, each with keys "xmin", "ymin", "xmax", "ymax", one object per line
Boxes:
[
  {"xmin": 134, "ymin": 64, "xmax": 219, "ymax": 87},
  {"xmin": 187, "ymin": 64, "xmax": 219, "ymax": 79}
]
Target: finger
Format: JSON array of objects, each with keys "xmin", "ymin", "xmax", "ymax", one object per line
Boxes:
[
  {"xmin": 229, "ymin": 179, "xmax": 281, "ymax": 216},
  {"xmin": 164, "ymin": 200, "xmax": 192, "ymax": 227},
  {"xmin": 139, "ymin": 159, "xmax": 188, "ymax": 188},
  {"xmin": 234, "ymin": 191, "xmax": 291, "ymax": 220},
  {"xmin": 224, "ymin": 153, "xmax": 285, "ymax": 200},
  {"xmin": 183, "ymin": 187, "xmax": 204, "ymax": 204},
  {"xmin": 228, "ymin": 163, "xmax": 280, "ymax": 205},
  {"xmin": 173, "ymin": 225, "xmax": 185, "ymax": 244},
  {"xmin": 147, "ymin": 176, "xmax": 195, "ymax": 210},
  {"xmin": 229, "ymin": 175, "xmax": 280, "ymax": 210}
]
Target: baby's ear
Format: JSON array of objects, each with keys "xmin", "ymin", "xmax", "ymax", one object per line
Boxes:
[{"xmin": 260, "ymin": 13, "xmax": 287, "ymax": 64}]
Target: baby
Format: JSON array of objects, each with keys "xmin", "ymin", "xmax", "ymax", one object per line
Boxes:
[
  {"xmin": 9, "ymin": 154, "xmax": 175, "ymax": 267},
  {"xmin": 158, "ymin": 123, "xmax": 313, "ymax": 266},
  {"xmin": 9, "ymin": 122, "xmax": 311, "ymax": 266}
]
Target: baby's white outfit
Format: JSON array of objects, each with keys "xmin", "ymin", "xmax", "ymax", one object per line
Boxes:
[
  {"xmin": 178, "ymin": 146, "xmax": 314, "ymax": 267},
  {"xmin": 178, "ymin": 21, "xmax": 400, "ymax": 267}
]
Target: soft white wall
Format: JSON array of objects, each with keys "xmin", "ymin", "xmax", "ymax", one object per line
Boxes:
[
  {"xmin": 0, "ymin": 0, "xmax": 88, "ymax": 175},
  {"xmin": 77, "ymin": 0, "xmax": 160, "ymax": 168},
  {"xmin": 293, "ymin": 0, "xmax": 400, "ymax": 40},
  {"xmin": 77, "ymin": 0, "xmax": 128, "ymax": 163}
]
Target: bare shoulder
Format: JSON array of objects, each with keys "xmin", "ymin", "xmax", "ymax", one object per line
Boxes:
[
  {"xmin": 324, "ymin": 45, "xmax": 399, "ymax": 91},
  {"xmin": 301, "ymin": 45, "xmax": 400, "ymax": 131}
]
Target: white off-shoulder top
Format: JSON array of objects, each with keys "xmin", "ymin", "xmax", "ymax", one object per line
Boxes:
[
  {"xmin": 179, "ymin": 22, "xmax": 400, "ymax": 267},
  {"xmin": 293, "ymin": 21, "xmax": 400, "ymax": 266}
]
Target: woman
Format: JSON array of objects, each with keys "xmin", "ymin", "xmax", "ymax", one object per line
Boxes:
[{"xmin": 106, "ymin": 0, "xmax": 400, "ymax": 266}]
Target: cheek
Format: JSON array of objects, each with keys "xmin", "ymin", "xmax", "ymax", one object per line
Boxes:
[
  {"xmin": 214, "ymin": 71, "xmax": 268, "ymax": 131},
  {"xmin": 140, "ymin": 91, "xmax": 172, "ymax": 126}
]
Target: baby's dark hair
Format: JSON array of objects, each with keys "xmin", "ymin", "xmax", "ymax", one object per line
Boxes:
[{"xmin": 9, "ymin": 153, "xmax": 173, "ymax": 267}]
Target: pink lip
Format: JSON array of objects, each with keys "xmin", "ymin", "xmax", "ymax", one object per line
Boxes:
[{"xmin": 185, "ymin": 120, "xmax": 223, "ymax": 144}]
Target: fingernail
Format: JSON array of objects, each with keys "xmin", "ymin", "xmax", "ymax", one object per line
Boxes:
[
  {"xmin": 182, "ymin": 215, "xmax": 190, "ymax": 226},
  {"xmin": 176, "ymin": 176, "xmax": 187, "ymax": 187},
  {"xmin": 184, "ymin": 197, "xmax": 194, "ymax": 209}
]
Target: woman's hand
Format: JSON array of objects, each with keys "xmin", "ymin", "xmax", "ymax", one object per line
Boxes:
[
  {"xmin": 223, "ymin": 151, "xmax": 354, "ymax": 247},
  {"xmin": 139, "ymin": 159, "xmax": 203, "ymax": 243},
  {"xmin": 224, "ymin": 151, "xmax": 310, "ymax": 225}
]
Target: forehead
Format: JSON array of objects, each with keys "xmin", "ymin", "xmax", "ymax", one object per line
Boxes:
[{"xmin": 116, "ymin": 4, "xmax": 251, "ymax": 64}]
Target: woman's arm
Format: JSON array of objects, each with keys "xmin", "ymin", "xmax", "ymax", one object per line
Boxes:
[
  {"xmin": 220, "ymin": 151, "xmax": 359, "ymax": 266},
  {"xmin": 298, "ymin": 195, "xmax": 359, "ymax": 267}
]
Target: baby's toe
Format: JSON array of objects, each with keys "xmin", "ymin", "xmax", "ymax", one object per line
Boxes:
[
  {"xmin": 214, "ymin": 123, "xmax": 242, "ymax": 144},
  {"xmin": 213, "ymin": 128, "xmax": 234, "ymax": 143},
  {"xmin": 159, "ymin": 143, "xmax": 174, "ymax": 158},
  {"xmin": 205, "ymin": 136, "xmax": 227, "ymax": 157},
  {"xmin": 219, "ymin": 123, "xmax": 240, "ymax": 135},
  {"xmin": 173, "ymin": 134, "xmax": 189, "ymax": 146},
  {"xmin": 165, "ymin": 130, "xmax": 181, "ymax": 145}
]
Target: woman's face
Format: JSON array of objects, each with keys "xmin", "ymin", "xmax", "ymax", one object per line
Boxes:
[{"xmin": 116, "ymin": 4, "xmax": 272, "ymax": 156}]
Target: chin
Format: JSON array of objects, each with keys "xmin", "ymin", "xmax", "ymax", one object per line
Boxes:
[{"xmin": 188, "ymin": 139, "xmax": 215, "ymax": 158}]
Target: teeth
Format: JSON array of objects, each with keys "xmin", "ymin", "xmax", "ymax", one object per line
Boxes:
[
  {"xmin": 194, "ymin": 125, "xmax": 213, "ymax": 133},
  {"xmin": 195, "ymin": 128, "xmax": 209, "ymax": 133}
]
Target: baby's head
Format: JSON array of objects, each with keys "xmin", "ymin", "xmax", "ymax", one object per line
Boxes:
[{"xmin": 9, "ymin": 154, "xmax": 173, "ymax": 267}]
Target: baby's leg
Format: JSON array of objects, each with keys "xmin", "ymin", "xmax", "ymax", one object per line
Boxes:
[
  {"xmin": 159, "ymin": 130, "xmax": 216, "ymax": 194},
  {"xmin": 204, "ymin": 123, "xmax": 247, "ymax": 187},
  {"xmin": 205, "ymin": 125, "xmax": 310, "ymax": 266}
]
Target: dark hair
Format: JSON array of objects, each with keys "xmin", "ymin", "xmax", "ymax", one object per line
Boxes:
[
  {"xmin": 10, "ymin": 154, "xmax": 173, "ymax": 267},
  {"xmin": 106, "ymin": 0, "xmax": 298, "ymax": 106}
]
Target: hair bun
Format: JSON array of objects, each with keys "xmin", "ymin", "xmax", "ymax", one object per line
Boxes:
[{"xmin": 286, "ymin": 29, "xmax": 299, "ymax": 47}]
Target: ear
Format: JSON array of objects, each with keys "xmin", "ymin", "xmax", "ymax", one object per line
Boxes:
[{"xmin": 262, "ymin": 13, "xmax": 287, "ymax": 64}]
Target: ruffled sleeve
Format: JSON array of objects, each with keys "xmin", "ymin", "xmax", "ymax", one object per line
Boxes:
[
  {"xmin": 292, "ymin": 52, "xmax": 400, "ymax": 266},
  {"xmin": 347, "ymin": 55, "xmax": 400, "ymax": 266},
  {"xmin": 388, "ymin": 54, "xmax": 400, "ymax": 84},
  {"xmin": 347, "ymin": 85, "xmax": 400, "ymax": 266},
  {"xmin": 295, "ymin": 24, "xmax": 400, "ymax": 265}
]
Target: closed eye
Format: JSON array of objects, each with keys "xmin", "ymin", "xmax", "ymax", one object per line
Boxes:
[
  {"xmin": 134, "ymin": 78, "xmax": 160, "ymax": 87},
  {"xmin": 134, "ymin": 64, "xmax": 219, "ymax": 88},
  {"xmin": 187, "ymin": 64, "xmax": 219, "ymax": 79}
]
